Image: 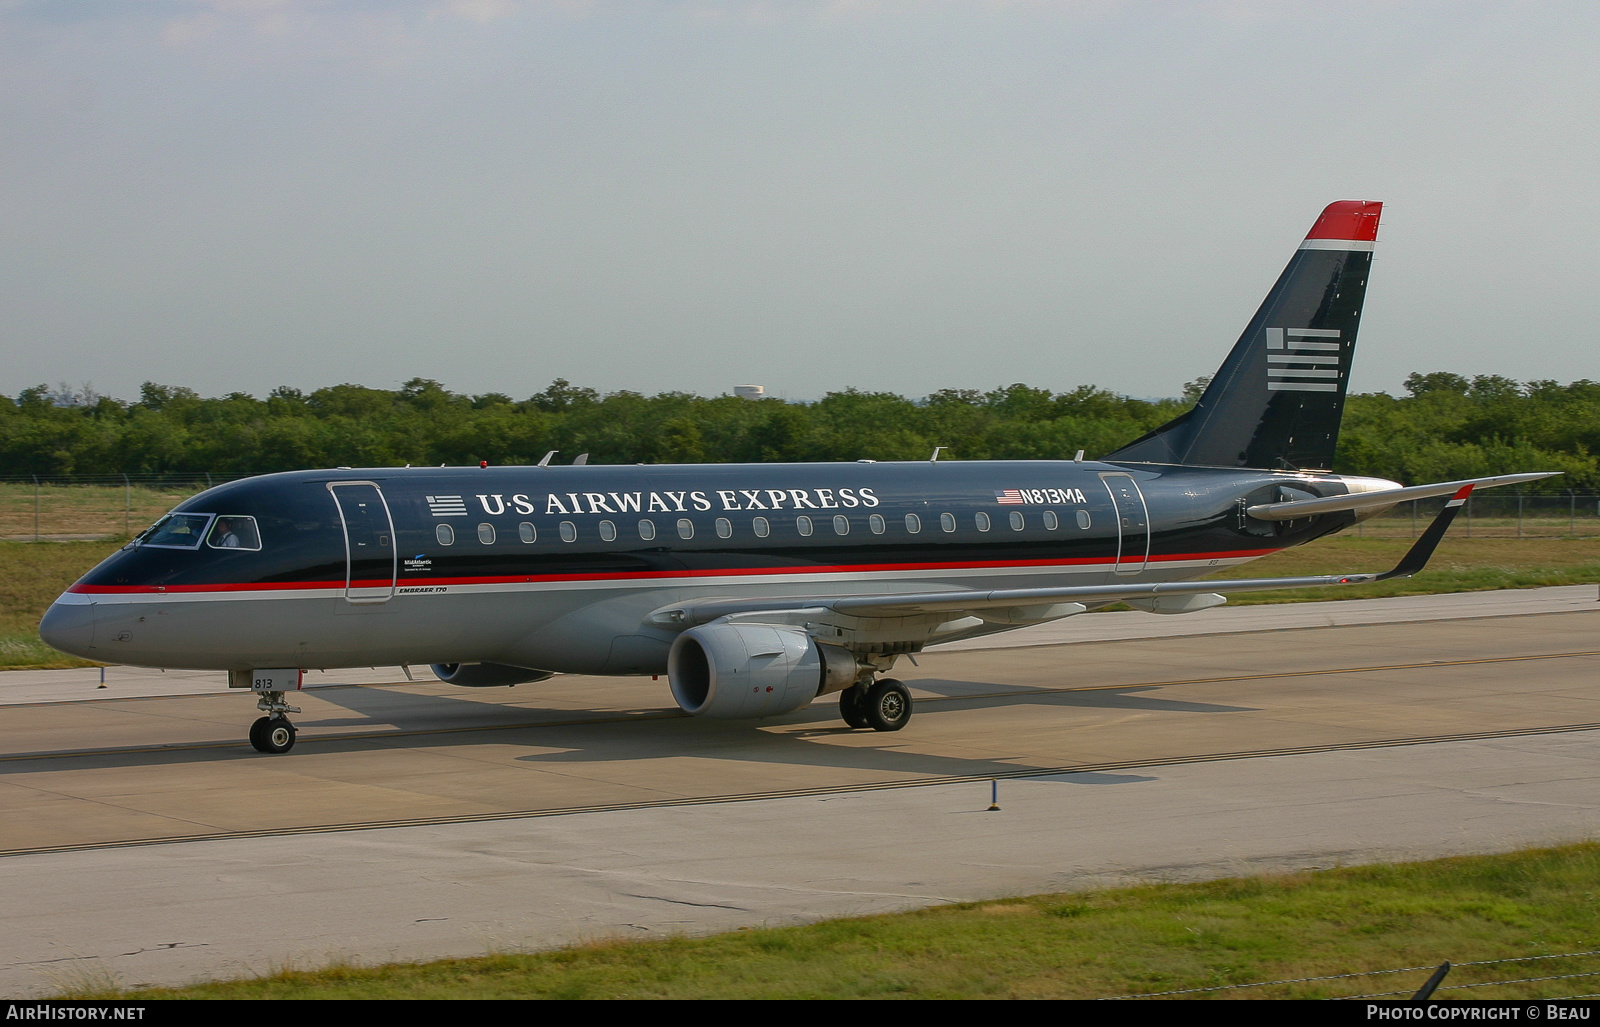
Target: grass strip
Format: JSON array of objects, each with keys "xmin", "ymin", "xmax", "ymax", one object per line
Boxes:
[
  {"xmin": 0, "ymin": 540, "xmax": 119, "ymax": 668},
  {"xmin": 65, "ymin": 842, "xmax": 1600, "ymax": 1000}
]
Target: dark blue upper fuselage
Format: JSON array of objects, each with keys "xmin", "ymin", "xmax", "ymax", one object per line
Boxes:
[{"xmin": 74, "ymin": 460, "xmax": 1354, "ymax": 592}]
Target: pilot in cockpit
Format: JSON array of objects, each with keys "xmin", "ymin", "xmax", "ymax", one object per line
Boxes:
[{"xmin": 211, "ymin": 517, "xmax": 244, "ymax": 548}]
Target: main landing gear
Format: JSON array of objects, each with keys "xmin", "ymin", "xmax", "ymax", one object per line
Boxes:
[
  {"xmin": 249, "ymin": 690, "xmax": 301, "ymax": 754},
  {"xmin": 838, "ymin": 678, "xmax": 912, "ymax": 732}
]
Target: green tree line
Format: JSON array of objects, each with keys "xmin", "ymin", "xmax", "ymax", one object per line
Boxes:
[{"xmin": 1, "ymin": 373, "xmax": 1595, "ymax": 489}]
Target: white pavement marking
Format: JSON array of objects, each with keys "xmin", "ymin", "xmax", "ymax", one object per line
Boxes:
[
  {"xmin": 6, "ymin": 585, "xmax": 1597, "ymax": 705},
  {"xmin": 3, "ymin": 730, "xmax": 1598, "ymax": 996}
]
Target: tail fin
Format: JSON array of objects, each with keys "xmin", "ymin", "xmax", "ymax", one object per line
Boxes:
[{"xmin": 1106, "ymin": 200, "xmax": 1382, "ymax": 471}]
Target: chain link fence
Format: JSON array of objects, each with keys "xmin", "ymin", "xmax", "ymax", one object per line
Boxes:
[
  {"xmin": 0, "ymin": 473, "xmax": 258, "ymax": 541},
  {"xmin": 1355, "ymin": 492, "xmax": 1600, "ymax": 539}
]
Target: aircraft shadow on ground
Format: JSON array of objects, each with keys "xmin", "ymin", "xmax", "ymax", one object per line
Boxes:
[
  {"xmin": 496, "ymin": 678, "xmax": 1256, "ymax": 782},
  {"xmin": 1044, "ymin": 771, "xmax": 1159, "ymax": 785},
  {"xmin": 0, "ymin": 677, "xmax": 1255, "ymax": 783},
  {"xmin": 907, "ymin": 677, "xmax": 1261, "ymax": 716},
  {"xmin": 293, "ymin": 683, "xmax": 636, "ymax": 731}
]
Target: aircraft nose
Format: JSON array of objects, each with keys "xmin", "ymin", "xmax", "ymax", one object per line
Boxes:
[{"xmin": 39, "ymin": 598, "xmax": 96, "ymax": 658}]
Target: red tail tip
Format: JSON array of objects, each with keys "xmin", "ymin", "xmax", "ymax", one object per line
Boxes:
[{"xmin": 1305, "ymin": 200, "xmax": 1383, "ymax": 242}]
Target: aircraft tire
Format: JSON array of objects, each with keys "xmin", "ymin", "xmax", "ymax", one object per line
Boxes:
[
  {"xmin": 839, "ymin": 686, "xmax": 870, "ymax": 729},
  {"xmin": 863, "ymin": 679, "xmax": 912, "ymax": 732},
  {"xmin": 251, "ymin": 716, "xmax": 296, "ymax": 754}
]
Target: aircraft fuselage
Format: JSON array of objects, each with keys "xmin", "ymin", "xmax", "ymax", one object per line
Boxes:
[{"xmin": 42, "ymin": 460, "xmax": 1358, "ymax": 675}]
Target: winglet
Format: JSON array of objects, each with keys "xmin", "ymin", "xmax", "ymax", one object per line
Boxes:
[{"xmin": 1376, "ymin": 484, "xmax": 1474, "ymax": 581}]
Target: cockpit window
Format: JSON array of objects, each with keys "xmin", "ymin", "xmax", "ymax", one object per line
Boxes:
[
  {"xmin": 138, "ymin": 513, "xmax": 214, "ymax": 549},
  {"xmin": 207, "ymin": 515, "xmax": 262, "ymax": 551}
]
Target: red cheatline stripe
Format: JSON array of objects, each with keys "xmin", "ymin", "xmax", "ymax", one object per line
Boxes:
[
  {"xmin": 65, "ymin": 548, "xmax": 1278, "ymax": 595},
  {"xmin": 1304, "ymin": 200, "xmax": 1382, "ymax": 241}
]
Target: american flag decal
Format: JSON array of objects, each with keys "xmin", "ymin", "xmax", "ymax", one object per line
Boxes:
[
  {"xmin": 1265, "ymin": 327, "xmax": 1343, "ymax": 393},
  {"xmin": 993, "ymin": 487, "xmax": 1088, "ymax": 505},
  {"xmin": 425, "ymin": 495, "xmax": 469, "ymax": 517}
]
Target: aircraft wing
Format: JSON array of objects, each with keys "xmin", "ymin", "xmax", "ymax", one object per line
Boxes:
[
  {"xmin": 1245, "ymin": 471, "xmax": 1557, "ymax": 521},
  {"xmin": 650, "ymin": 483, "xmax": 1480, "ymax": 629}
]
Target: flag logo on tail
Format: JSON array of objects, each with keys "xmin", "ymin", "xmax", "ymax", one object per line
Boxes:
[{"xmin": 1265, "ymin": 328, "xmax": 1343, "ymax": 393}]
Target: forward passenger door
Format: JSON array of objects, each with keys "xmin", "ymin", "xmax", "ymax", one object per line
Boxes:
[{"xmin": 327, "ymin": 482, "xmax": 397, "ymax": 603}]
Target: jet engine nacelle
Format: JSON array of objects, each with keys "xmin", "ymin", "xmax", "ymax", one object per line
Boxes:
[
  {"xmin": 430, "ymin": 662, "xmax": 555, "ymax": 687},
  {"xmin": 667, "ymin": 622, "xmax": 858, "ymax": 719}
]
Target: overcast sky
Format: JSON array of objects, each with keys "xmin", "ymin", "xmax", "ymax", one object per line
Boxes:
[{"xmin": 1, "ymin": 1, "xmax": 1595, "ymax": 404}]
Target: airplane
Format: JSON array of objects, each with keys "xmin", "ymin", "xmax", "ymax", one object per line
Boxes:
[{"xmin": 38, "ymin": 200, "xmax": 1555, "ymax": 754}]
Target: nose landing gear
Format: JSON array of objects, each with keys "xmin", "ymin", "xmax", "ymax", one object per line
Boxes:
[
  {"xmin": 250, "ymin": 690, "xmax": 302, "ymax": 754},
  {"xmin": 249, "ymin": 716, "xmax": 297, "ymax": 754}
]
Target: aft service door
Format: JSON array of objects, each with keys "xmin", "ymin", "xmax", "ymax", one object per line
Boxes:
[
  {"xmin": 328, "ymin": 482, "xmax": 396, "ymax": 603},
  {"xmin": 1100, "ymin": 472, "xmax": 1150, "ymax": 575}
]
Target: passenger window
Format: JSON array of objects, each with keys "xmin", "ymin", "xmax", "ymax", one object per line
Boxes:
[
  {"xmin": 940, "ymin": 512, "xmax": 956, "ymax": 532},
  {"xmin": 599, "ymin": 520, "xmax": 617, "ymax": 542},
  {"xmin": 869, "ymin": 513, "xmax": 886, "ymax": 534},
  {"xmin": 677, "ymin": 518, "xmax": 694, "ymax": 540},
  {"xmin": 1076, "ymin": 510, "xmax": 1092, "ymax": 529},
  {"xmin": 560, "ymin": 521, "xmax": 577, "ymax": 542},
  {"xmin": 833, "ymin": 515, "xmax": 849, "ymax": 535},
  {"xmin": 975, "ymin": 512, "xmax": 991, "ymax": 532},
  {"xmin": 753, "ymin": 516, "xmax": 770, "ymax": 538},
  {"xmin": 436, "ymin": 523, "xmax": 455, "ymax": 546},
  {"xmin": 905, "ymin": 513, "xmax": 921, "ymax": 534},
  {"xmin": 639, "ymin": 519, "xmax": 656, "ymax": 541},
  {"xmin": 1042, "ymin": 511, "xmax": 1059, "ymax": 531},
  {"xmin": 519, "ymin": 522, "xmax": 536, "ymax": 543},
  {"xmin": 716, "ymin": 517, "xmax": 732, "ymax": 538},
  {"xmin": 1009, "ymin": 511, "xmax": 1024, "ymax": 531},
  {"xmin": 478, "ymin": 523, "xmax": 495, "ymax": 544},
  {"xmin": 207, "ymin": 516, "xmax": 262, "ymax": 551},
  {"xmin": 796, "ymin": 515, "xmax": 813, "ymax": 536}
]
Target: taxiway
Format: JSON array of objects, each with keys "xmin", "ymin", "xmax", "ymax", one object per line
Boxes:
[{"xmin": 2, "ymin": 586, "xmax": 1598, "ymax": 995}]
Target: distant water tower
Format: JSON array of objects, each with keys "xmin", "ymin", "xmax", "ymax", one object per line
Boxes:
[{"xmin": 734, "ymin": 385, "xmax": 766, "ymax": 401}]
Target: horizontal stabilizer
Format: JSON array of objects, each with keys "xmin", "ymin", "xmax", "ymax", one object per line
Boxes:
[{"xmin": 1246, "ymin": 472, "xmax": 1558, "ymax": 521}]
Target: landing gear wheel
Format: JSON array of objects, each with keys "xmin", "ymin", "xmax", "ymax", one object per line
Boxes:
[
  {"xmin": 250, "ymin": 716, "xmax": 296, "ymax": 754},
  {"xmin": 863, "ymin": 678, "xmax": 912, "ymax": 732},
  {"xmin": 839, "ymin": 685, "xmax": 870, "ymax": 729}
]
